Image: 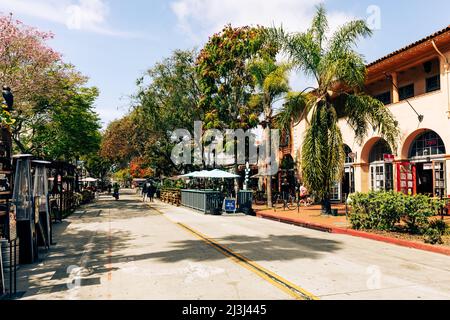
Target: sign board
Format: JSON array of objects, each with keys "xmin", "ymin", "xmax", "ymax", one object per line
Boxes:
[
  {"xmin": 223, "ymin": 198, "xmax": 237, "ymax": 214},
  {"xmin": 384, "ymin": 154, "xmax": 395, "ymax": 163}
]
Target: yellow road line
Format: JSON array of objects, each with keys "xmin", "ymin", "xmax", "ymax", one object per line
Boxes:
[{"xmin": 148, "ymin": 203, "xmax": 319, "ymax": 301}]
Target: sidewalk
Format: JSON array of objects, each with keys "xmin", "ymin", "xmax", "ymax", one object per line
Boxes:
[
  {"xmin": 254, "ymin": 205, "xmax": 450, "ymax": 256},
  {"xmin": 253, "ymin": 204, "xmax": 350, "ymax": 231}
]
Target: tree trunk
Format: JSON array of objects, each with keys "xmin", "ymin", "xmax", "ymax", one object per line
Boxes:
[
  {"xmin": 12, "ymin": 136, "xmax": 27, "ymax": 154},
  {"xmin": 321, "ymin": 194, "xmax": 332, "ymax": 215},
  {"xmin": 265, "ymin": 126, "xmax": 273, "ymax": 208},
  {"xmin": 234, "ymin": 138, "xmax": 239, "ymax": 198}
]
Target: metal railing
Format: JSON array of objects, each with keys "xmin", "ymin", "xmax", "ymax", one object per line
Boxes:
[{"xmin": 181, "ymin": 190, "xmax": 222, "ymax": 214}]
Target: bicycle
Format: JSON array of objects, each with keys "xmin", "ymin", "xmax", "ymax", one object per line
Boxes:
[
  {"xmin": 253, "ymin": 191, "xmax": 267, "ymax": 206},
  {"xmin": 273, "ymin": 193, "xmax": 299, "ymax": 211}
]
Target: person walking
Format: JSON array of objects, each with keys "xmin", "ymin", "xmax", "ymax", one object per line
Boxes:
[
  {"xmin": 113, "ymin": 183, "xmax": 120, "ymax": 200},
  {"xmin": 142, "ymin": 182, "xmax": 148, "ymax": 202},
  {"xmin": 281, "ymin": 178, "xmax": 290, "ymax": 201},
  {"xmin": 147, "ymin": 183, "xmax": 155, "ymax": 203}
]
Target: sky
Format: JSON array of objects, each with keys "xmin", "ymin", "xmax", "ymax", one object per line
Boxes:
[{"xmin": 1, "ymin": 0, "xmax": 450, "ymax": 129}]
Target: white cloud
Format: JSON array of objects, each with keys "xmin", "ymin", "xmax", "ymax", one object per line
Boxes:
[
  {"xmin": 0, "ymin": 0, "xmax": 136, "ymax": 37},
  {"xmin": 170, "ymin": 0, "xmax": 357, "ymax": 44}
]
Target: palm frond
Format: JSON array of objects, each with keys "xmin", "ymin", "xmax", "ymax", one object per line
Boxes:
[
  {"xmin": 310, "ymin": 4, "xmax": 328, "ymax": 51},
  {"xmin": 320, "ymin": 50, "xmax": 367, "ymax": 90},
  {"xmin": 274, "ymin": 92, "xmax": 309, "ymax": 131},
  {"xmin": 345, "ymin": 93, "xmax": 400, "ymax": 151},
  {"xmin": 302, "ymin": 104, "xmax": 344, "ymax": 198},
  {"xmin": 285, "ymin": 32, "xmax": 321, "ymax": 82},
  {"xmin": 263, "ymin": 63, "xmax": 291, "ymax": 98},
  {"xmin": 329, "ymin": 20, "xmax": 372, "ymax": 55}
]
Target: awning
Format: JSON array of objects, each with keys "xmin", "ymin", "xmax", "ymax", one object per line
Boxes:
[{"xmin": 180, "ymin": 170, "xmax": 240, "ymax": 179}]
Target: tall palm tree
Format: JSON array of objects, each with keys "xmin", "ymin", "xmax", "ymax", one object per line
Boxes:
[
  {"xmin": 272, "ymin": 5, "xmax": 400, "ymax": 214},
  {"xmin": 248, "ymin": 59, "xmax": 291, "ymax": 207}
]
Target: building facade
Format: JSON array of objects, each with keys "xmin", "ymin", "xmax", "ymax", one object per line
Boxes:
[{"xmin": 291, "ymin": 26, "xmax": 450, "ymax": 202}]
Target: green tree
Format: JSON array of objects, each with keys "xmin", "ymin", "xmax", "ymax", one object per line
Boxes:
[
  {"xmin": 248, "ymin": 59, "xmax": 291, "ymax": 207},
  {"xmin": 100, "ymin": 116, "xmax": 137, "ymax": 169},
  {"xmin": 273, "ymin": 5, "xmax": 400, "ymax": 214},
  {"xmin": 102, "ymin": 50, "xmax": 202, "ymax": 177},
  {"xmin": 29, "ymin": 86, "xmax": 102, "ymax": 162},
  {"xmin": 83, "ymin": 153, "xmax": 112, "ymax": 182},
  {"xmin": 134, "ymin": 49, "xmax": 202, "ymax": 176},
  {"xmin": 197, "ymin": 25, "xmax": 278, "ymax": 193}
]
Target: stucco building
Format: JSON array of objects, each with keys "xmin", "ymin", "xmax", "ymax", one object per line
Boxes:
[{"xmin": 289, "ymin": 26, "xmax": 450, "ymax": 202}]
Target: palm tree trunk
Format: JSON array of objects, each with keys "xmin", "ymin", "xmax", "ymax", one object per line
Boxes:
[
  {"xmin": 322, "ymin": 193, "xmax": 332, "ymax": 215},
  {"xmin": 265, "ymin": 126, "xmax": 273, "ymax": 208},
  {"xmin": 234, "ymin": 139, "xmax": 239, "ymax": 198}
]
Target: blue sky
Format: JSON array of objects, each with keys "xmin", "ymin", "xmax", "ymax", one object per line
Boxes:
[{"xmin": 1, "ymin": 0, "xmax": 450, "ymax": 128}]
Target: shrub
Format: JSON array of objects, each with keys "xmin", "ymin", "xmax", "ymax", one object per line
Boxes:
[
  {"xmin": 349, "ymin": 191, "xmax": 404, "ymax": 231},
  {"xmin": 349, "ymin": 191, "xmax": 444, "ymax": 238},
  {"xmin": 402, "ymin": 195, "xmax": 438, "ymax": 234},
  {"xmin": 423, "ymin": 220, "xmax": 447, "ymax": 245}
]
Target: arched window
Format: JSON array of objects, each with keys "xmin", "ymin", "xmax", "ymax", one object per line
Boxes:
[
  {"xmin": 369, "ymin": 139, "xmax": 394, "ymax": 191},
  {"xmin": 409, "ymin": 131, "xmax": 446, "ymax": 158},
  {"xmin": 344, "ymin": 145, "xmax": 354, "ymax": 164},
  {"xmin": 369, "ymin": 139, "xmax": 392, "ymax": 163}
]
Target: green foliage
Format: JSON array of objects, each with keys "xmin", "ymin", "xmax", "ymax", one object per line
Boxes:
[
  {"xmin": 402, "ymin": 194, "xmax": 441, "ymax": 234},
  {"xmin": 101, "ymin": 50, "xmax": 201, "ymax": 176},
  {"xmin": 0, "ymin": 107, "xmax": 15, "ymax": 126},
  {"xmin": 349, "ymin": 192, "xmax": 447, "ymax": 244},
  {"xmin": 268, "ymin": 5, "xmax": 400, "ymax": 207},
  {"xmin": 349, "ymin": 191, "xmax": 404, "ymax": 231},
  {"xmin": 196, "ymin": 25, "xmax": 277, "ymax": 131},
  {"xmin": 162, "ymin": 179, "xmax": 185, "ymax": 189},
  {"xmin": 28, "ymin": 86, "xmax": 101, "ymax": 161},
  {"xmin": 83, "ymin": 153, "xmax": 112, "ymax": 181},
  {"xmin": 424, "ymin": 220, "xmax": 448, "ymax": 245},
  {"xmin": 134, "ymin": 50, "xmax": 201, "ymax": 176}
]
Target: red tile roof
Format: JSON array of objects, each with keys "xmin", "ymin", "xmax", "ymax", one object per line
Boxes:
[{"xmin": 367, "ymin": 25, "xmax": 450, "ymax": 68}]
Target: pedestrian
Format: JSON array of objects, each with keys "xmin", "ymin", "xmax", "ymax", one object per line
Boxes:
[
  {"xmin": 113, "ymin": 183, "xmax": 120, "ymax": 200},
  {"xmin": 142, "ymin": 182, "xmax": 148, "ymax": 202},
  {"xmin": 299, "ymin": 184, "xmax": 311, "ymax": 206},
  {"xmin": 147, "ymin": 183, "xmax": 154, "ymax": 202},
  {"xmin": 281, "ymin": 178, "xmax": 290, "ymax": 201}
]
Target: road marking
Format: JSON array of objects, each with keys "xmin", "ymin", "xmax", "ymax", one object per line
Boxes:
[{"xmin": 147, "ymin": 203, "xmax": 318, "ymax": 301}]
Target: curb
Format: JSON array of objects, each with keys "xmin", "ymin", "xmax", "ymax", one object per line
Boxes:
[{"xmin": 256, "ymin": 211, "xmax": 450, "ymax": 257}]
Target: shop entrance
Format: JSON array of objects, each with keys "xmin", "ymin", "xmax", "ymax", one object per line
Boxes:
[
  {"xmin": 331, "ymin": 145, "xmax": 355, "ymax": 202},
  {"xmin": 403, "ymin": 130, "xmax": 447, "ymax": 197},
  {"xmin": 416, "ymin": 162, "xmax": 434, "ymax": 195}
]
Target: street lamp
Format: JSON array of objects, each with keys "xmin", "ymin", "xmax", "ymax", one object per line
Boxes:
[{"xmin": 2, "ymin": 86, "xmax": 14, "ymax": 111}]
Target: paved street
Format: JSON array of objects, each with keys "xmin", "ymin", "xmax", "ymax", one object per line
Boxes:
[{"xmin": 16, "ymin": 190, "xmax": 450, "ymax": 300}]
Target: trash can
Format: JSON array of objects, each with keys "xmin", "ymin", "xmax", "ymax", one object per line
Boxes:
[{"xmin": 238, "ymin": 191, "xmax": 253, "ymax": 215}]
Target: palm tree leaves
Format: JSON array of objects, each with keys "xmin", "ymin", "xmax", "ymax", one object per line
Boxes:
[
  {"xmin": 328, "ymin": 20, "xmax": 372, "ymax": 56},
  {"xmin": 274, "ymin": 92, "xmax": 310, "ymax": 131},
  {"xmin": 345, "ymin": 94, "xmax": 400, "ymax": 151},
  {"xmin": 248, "ymin": 58, "xmax": 291, "ymax": 120},
  {"xmin": 302, "ymin": 104, "xmax": 345, "ymax": 198},
  {"xmin": 310, "ymin": 4, "xmax": 328, "ymax": 51},
  {"xmin": 285, "ymin": 32, "xmax": 322, "ymax": 82},
  {"xmin": 268, "ymin": 5, "xmax": 400, "ymax": 206}
]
